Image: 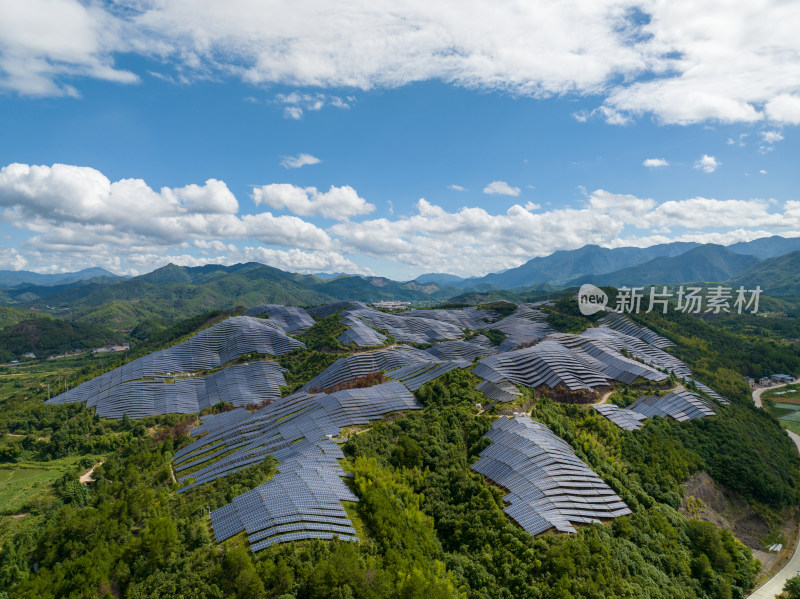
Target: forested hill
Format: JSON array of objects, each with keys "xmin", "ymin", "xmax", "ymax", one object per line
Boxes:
[
  {"xmin": 2, "ymin": 263, "xmax": 459, "ymax": 332},
  {"xmin": 0, "ymin": 317, "xmax": 123, "ymax": 362},
  {"xmin": 730, "ymin": 250, "xmax": 800, "ymax": 297},
  {"xmin": 0, "ymin": 299, "xmax": 799, "ymax": 598}
]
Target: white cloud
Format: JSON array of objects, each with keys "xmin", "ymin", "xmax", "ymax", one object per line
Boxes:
[
  {"xmin": 643, "ymin": 158, "xmax": 669, "ymax": 168},
  {"xmin": 0, "ymin": 163, "xmax": 333, "ymax": 258},
  {"xmin": 726, "ymin": 133, "xmax": 748, "ymax": 147},
  {"xmin": 693, "ymin": 154, "xmax": 720, "ymax": 173},
  {"xmin": 759, "ymin": 129, "xmax": 784, "ymax": 153},
  {"xmin": 644, "ymin": 197, "xmax": 783, "ymax": 229},
  {"xmin": 329, "ymin": 190, "xmax": 799, "ymax": 276},
  {"xmin": 2, "ymin": 1, "xmax": 799, "ymax": 126},
  {"xmin": 761, "ymin": 130, "xmax": 784, "ymax": 144},
  {"xmin": 587, "ymin": 190, "xmax": 656, "ymax": 223},
  {"xmin": 760, "ymin": 169, "xmax": 768, "ymax": 175},
  {"xmin": 483, "ymin": 181, "xmax": 521, "ymax": 197},
  {"xmin": 447, "ymin": 184, "xmax": 467, "ymax": 192},
  {"xmin": 4, "ymin": 162, "xmax": 800, "ymax": 278},
  {"xmin": 279, "ymin": 153, "xmax": 321, "ymax": 169},
  {"xmin": 252, "ymin": 183, "xmax": 375, "ymax": 219},
  {"xmin": 765, "ymin": 95, "xmax": 800, "ymax": 125},
  {"xmin": 283, "ymin": 106, "xmax": 303, "ymax": 120},
  {"xmin": 0, "ymin": 0, "xmax": 138, "ymax": 96},
  {"xmin": 0, "ymin": 247, "xmax": 28, "ymax": 270},
  {"xmin": 275, "ymin": 92, "xmax": 352, "ymax": 119}
]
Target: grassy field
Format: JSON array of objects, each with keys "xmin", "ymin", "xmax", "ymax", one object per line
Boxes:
[
  {"xmin": 782, "ymin": 420, "xmax": 800, "ymax": 436},
  {"xmin": 0, "ymin": 454, "xmax": 103, "ymax": 515},
  {"xmin": 764, "ymin": 384, "xmax": 800, "ymax": 402},
  {"xmin": 0, "ymin": 352, "xmax": 122, "ymax": 431},
  {"xmin": 768, "ymin": 406, "xmax": 798, "ymax": 418}
]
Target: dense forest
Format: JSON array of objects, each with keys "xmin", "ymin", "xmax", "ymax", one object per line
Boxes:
[{"xmin": 0, "ymin": 317, "xmax": 123, "ymax": 363}]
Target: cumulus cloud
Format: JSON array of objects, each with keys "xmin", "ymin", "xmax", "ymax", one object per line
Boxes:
[
  {"xmin": 328, "ymin": 190, "xmax": 798, "ymax": 276},
  {"xmin": 693, "ymin": 154, "xmax": 720, "ymax": 173},
  {"xmin": 275, "ymin": 92, "xmax": 352, "ymax": 119},
  {"xmin": 447, "ymin": 184, "xmax": 467, "ymax": 192},
  {"xmin": 765, "ymin": 95, "xmax": 800, "ymax": 125},
  {"xmin": 759, "ymin": 129, "xmax": 784, "ymax": 153},
  {"xmin": 251, "ymin": 183, "xmax": 375, "ymax": 220},
  {"xmin": 761, "ymin": 130, "xmax": 784, "ymax": 144},
  {"xmin": 3, "ymin": 162, "xmax": 800, "ymax": 278},
  {"xmin": 0, "ymin": 0, "xmax": 138, "ymax": 96},
  {"xmin": 3, "ymin": 1, "xmax": 800, "ymax": 126},
  {"xmin": 483, "ymin": 181, "xmax": 521, "ymax": 197},
  {"xmin": 279, "ymin": 153, "xmax": 321, "ymax": 169},
  {"xmin": 0, "ymin": 247, "xmax": 28, "ymax": 271},
  {"xmin": 643, "ymin": 158, "xmax": 669, "ymax": 168},
  {"xmin": 0, "ymin": 163, "xmax": 333, "ymax": 263}
]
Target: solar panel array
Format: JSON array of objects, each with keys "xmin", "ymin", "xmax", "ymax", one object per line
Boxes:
[
  {"xmin": 599, "ymin": 313, "xmax": 674, "ymax": 349},
  {"xmin": 385, "ymin": 360, "xmax": 467, "ymax": 391},
  {"xmin": 478, "ymin": 306, "xmax": 554, "ymax": 351},
  {"xmin": 627, "ymin": 390, "xmax": 716, "ymax": 422},
  {"xmin": 337, "ymin": 312, "xmax": 387, "ymax": 347},
  {"xmin": 471, "ymin": 415, "xmax": 631, "ymax": 535},
  {"xmin": 689, "ymin": 379, "xmax": 730, "ymax": 405},
  {"xmin": 301, "ymin": 347, "xmax": 434, "ymax": 391},
  {"xmin": 425, "ymin": 340, "xmax": 491, "ymax": 362},
  {"xmin": 469, "ymin": 334, "xmax": 496, "ymax": 349},
  {"xmin": 47, "ymin": 316, "xmax": 302, "ymax": 418},
  {"xmin": 209, "ymin": 441, "xmax": 360, "ymax": 550},
  {"xmin": 48, "ymin": 360, "xmax": 286, "ymax": 419},
  {"xmin": 244, "ymin": 305, "xmax": 315, "ymax": 334},
  {"xmin": 346, "ymin": 308, "xmax": 463, "ymax": 344},
  {"xmin": 174, "ymin": 381, "xmax": 420, "ymax": 487},
  {"xmin": 308, "ymin": 301, "xmax": 369, "ymax": 319},
  {"xmin": 402, "ymin": 307, "xmax": 501, "ymax": 329},
  {"xmin": 473, "ymin": 340, "xmax": 612, "ymax": 392},
  {"xmin": 580, "ymin": 327, "xmax": 691, "ymax": 379},
  {"xmin": 547, "ymin": 333, "xmax": 668, "ymax": 384},
  {"xmin": 593, "ymin": 404, "xmax": 648, "ymax": 431},
  {"xmin": 198, "ymin": 361, "xmax": 287, "ymax": 407},
  {"xmin": 476, "ymin": 379, "xmax": 521, "ymax": 408},
  {"xmin": 173, "ymin": 381, "xmax": 421, "ymax": 551},
  {"xmin": 192, "ymin": 408, "xmax": 251, "ymax": 437}
]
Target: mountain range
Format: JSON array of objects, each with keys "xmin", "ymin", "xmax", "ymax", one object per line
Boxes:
[
  {"xmin": 421, "ymin": 235, "xmax": 800, "ymax": 290},
  {"xmin": 0, "ymin": 267, "xmax": 118, "ymax": 288},
  {"xmin": 1, "ymin": 236, "xmax": 799, "ymax": 334},
  {"xmin": 0, "ymin": 262, "xmax": 460, "ymax": 331}
]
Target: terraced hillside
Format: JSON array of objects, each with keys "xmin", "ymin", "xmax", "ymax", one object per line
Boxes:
[{"xmin": 2, "ymin": 299, "xmax": 799, "ymax": 598}]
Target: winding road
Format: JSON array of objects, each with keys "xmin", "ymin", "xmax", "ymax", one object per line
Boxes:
[{"xmin": 748, "ymin": 382, "xmax": 800, "ymax": 599}]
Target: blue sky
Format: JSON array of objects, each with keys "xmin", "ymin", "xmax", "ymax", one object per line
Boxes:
[{"xmin": 0, "ymin": 1, "xmax": 799, "ymax": 279}]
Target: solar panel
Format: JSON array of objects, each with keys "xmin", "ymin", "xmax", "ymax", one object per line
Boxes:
[
  {"xmin": 47, "ymin": 316, "xmax": 303, "ymax": 419},
  {"xmin": 598, "ymin": 312, "xmax": 674, "ymax": 349},
  {"xmin": 176, "ymin": 381, "xmax": 422, "ymax": 552},
  {"xmin": 593, "ymin": 404, "xmax": 647, "ymax": 430},
  {"xmin": 244, "ymin": 305, "xmax": 315, "ymax": 335},
  {"xmin": 471, "ymin": 415, "xmax": 631, "ymax": 535},
  {"xmin": 342, "ymin": 307, "xmax": 464, "ymax": 344},
  {"xmin": 627, "ymin": 389, "xmax": 716, "ymax": 421},
  {"xmin": 301, "ymin": 347, "xmax": 434, "ymax": 391},
  {"xmin": 688, "ymin": 379, "xmax": 730, "ymax": 405},
  {"xmin": 473, "ymin": 340, "xmax": 612, "ymax": 393}
]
